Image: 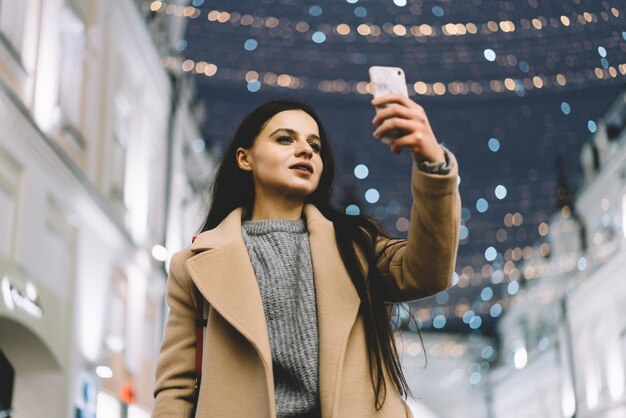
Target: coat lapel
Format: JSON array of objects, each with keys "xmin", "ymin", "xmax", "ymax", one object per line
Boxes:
[
  {"xmin": 304, "ymin": 205, "xmax": 361, "ymax": 417},
  {"xmin": 185, "ymin": 209, "xmax": 273, "ymax": 375}
]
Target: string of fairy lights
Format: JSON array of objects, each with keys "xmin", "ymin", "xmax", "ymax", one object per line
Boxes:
[
  {"xmin": 162, "ymin": 54, "xmax": 626, "ymax": 97},
  {"xmin": 151, "ymin": 1, "xmax": 626, "ymax": 96},
  {"xmin": 148, "ymin": 1, "xmax": 622, "ymax": 40}
]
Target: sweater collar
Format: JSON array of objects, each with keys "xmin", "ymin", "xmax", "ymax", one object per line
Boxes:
[
  {"xmin": 190, "ymin": 204, "xmax": 329, "ymax": 252},
  {"xmin": 241, "ymin": 218, "xmax": 307, "ymax": 235}
]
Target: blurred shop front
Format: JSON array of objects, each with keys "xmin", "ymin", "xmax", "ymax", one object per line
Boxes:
[
  {"xmin": 0, "ymin": 0, "xmax": 212, "ymax": 416},
  {"xmin": 0, "ymin": 271, "xmax": 67, "ymax": 417}
]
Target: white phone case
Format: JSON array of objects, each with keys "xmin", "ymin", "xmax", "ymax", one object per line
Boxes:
[{"xmin": 368, "ymin": 66, "xmax": 409, "ymax": 144}]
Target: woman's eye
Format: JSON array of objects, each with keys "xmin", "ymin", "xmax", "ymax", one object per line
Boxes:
[
  {"xmin": 309, "ymin": 142, "xmax": 321, "ymax": 153},
  {"xmin": 277, "ymin": 136, "xmax": 293, "ymax": 143}
]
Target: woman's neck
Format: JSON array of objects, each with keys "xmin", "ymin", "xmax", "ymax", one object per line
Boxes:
[{"xmin": 249, "ymin": 198, "xmax": 305, "ymax": 221}]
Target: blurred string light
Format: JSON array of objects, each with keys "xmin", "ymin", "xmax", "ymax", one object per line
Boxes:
[
  {"xmin": 312, "ymin": 31, "xmax": 327, "ymax": 43},
  {"xmin": 490, "ymin": 303, "xmax": 503, "ymax": 317},
  {"xmin": 396, "ymin": 290, "xmax": 514, "ymax": 331},
  {"xmin": 432, "ymin": 315, "xmax": 446, "ymax": 329},
  {"xmin": 484, "ymin": 246, "xmax": 497, "ymax": 261},
  {"xmin": 476, "ymin": 198, "xmax": 489, "ymax": 213},
  {"xmin": 175, "ymin": 39, "xmax": 187, "ymax": 51},
  {"xmin": 495, "ymin": 185, "xmax": 507, "ymax": 199},
  {"xmin": 354, "ymin": 164, "xmax": 369, "ymax": 179},
  {"xmin": 436, "ymin": 291, "xmax": 449, "ymax": 304},
  {"xmin": 508, "ymin": 281, "xmax": 520, "ymax": 295},
  {"xmin": 484, "ymin": 49, "xmax": 497, "ymax": 62},
  {"xmin": 365, "ymin": 188, "xmax": 380, "ymax": 203},
  {"xmin": 588, "ymin": 120, "xmax": 597, "ymax": 133},
  {"xmin": 353, "ymin": 6, "xmax": 367, "ymax": 17},
  {"xmin": 432, "ymin": 6, "xmax": 445, "ymax": 17},
  {"xmin": 153, "ymin": 3, "xmax": 626, "ymax": 100},
  {"xmin": 191, "ymin": 138, "xmax": 205, "ymax": 153},
  {"xmin": 308, "ymin": 5, "xmax": 323, "ymax": 16},
  {"xmin": 243, "ymin": 38, "xmax": 258, "ymax": 51},
  {"xmin": 163, "ymin": 56, "xmax": 626, "ymax": 96},
  {"xmin": 345, "ymin": 204, "xmax": 360, "ymax": 215},
  {"xmin": 247, "ymin": 79, "xmax": 261, "ymax": 92},
  {"xmin": 149, "ymin": 2, "xmax": 622, "ymax": 40},
  {"xmin": 387, "ymin": 200, "xmax": 400, "ymax": 215}
]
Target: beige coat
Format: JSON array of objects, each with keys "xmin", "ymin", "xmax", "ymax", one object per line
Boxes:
[{"xmin": 152, "ymin": 160, "xmax": 460, "ymax": 418}]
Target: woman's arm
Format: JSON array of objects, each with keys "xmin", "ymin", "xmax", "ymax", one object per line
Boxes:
[
  {"xmin": 152, "ymin": 251, "xmax": 198, "ymax": 417},
  {"xmin": 370, "ymin": 94, "xmax": 461, "ymax": 302},
  {"xmin": 374, "ymin": 154, "xmax": 460, "ymax": 302}
]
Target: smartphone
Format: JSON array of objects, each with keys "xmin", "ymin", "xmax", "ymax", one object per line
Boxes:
[{"xmin": 368, "ymin": 66, "xmax": 409, "ymax": 144}]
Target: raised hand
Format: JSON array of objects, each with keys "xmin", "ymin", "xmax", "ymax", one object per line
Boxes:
[{"xmin": 372, "ymin": 94, "xmax": 445, "ymax": 164}]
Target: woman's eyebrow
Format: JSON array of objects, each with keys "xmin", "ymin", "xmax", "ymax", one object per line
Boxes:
[{"xmin": 270, "ymin": 128, "xmax": 321, "ymax": 142}]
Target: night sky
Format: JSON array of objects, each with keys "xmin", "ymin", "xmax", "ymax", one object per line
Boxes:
[{"xmin": 152, "ymin": 0, "xmax": 626, "ymax": 334}]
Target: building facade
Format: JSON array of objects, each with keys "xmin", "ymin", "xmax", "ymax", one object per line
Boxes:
[
  {"xmin": 0, "ymin": 0, "xmax": 213, "ymax": 416},
  {"xmin": 486, "ymin": 86, "xmax": 626, "ymax": 418}
]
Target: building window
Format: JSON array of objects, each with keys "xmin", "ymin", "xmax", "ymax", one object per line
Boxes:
[
  {"xmin": 50, "ymin": 6, "xmax": 88, "ymax": 163},
  {"xmin": 619, "ymin": 326, "xmax": 626, "ymax": 374},
  {"xmin": 57, "ymin": 7, "xmax": 86, "ymax": 131},
  {"xmin": 135, "ymin": 299, "xmax": 157, "ymax": 408},
  {"xmin": 42, "ymin": 197, "xmax": 77, "ymax": 295},
  {"xmin": 0, "ymin": 0, "xmax": 27, "ymax": 59},
  {"xmin": 102, "ymin": 269, "xmax": 129, "ymax": 396},
  {"xmin": 622, "ymin": 194, "xmax": 626, "ymax": 238},
  {"xmin": 109, "ymin": 93, "xmax": 131, "ymax": 216},
  {"xmin": 0, "ymin": 147, "xmax": 20, "ymax": 260}
]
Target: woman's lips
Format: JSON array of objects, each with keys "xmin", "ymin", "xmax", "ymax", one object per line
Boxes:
[
  {"xmin": 289, "ymin": 163, "xmax": 313, "ymax": 174},
  {"xmin": 291, "ymin": 166, "xmax": 313, "ymax": 175}
]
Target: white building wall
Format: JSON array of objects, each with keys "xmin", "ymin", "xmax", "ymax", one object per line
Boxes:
[
  {"xmin": 491, "ymin": 347, "xmax": 563, "ymax": 418},
  {"xmin": 398, "ymin": 332, "xmax": 492, "ymax": 418},
  {"xmin": 0, "ymin": 0, "xmax": 211, "ymax": 416},
  {"xmin": 568, "ymin": 261, "xmax": 626, "ymax": 417}
]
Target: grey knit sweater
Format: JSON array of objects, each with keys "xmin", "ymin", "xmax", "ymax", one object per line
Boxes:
[{"xmin": 241, "ymin": 219, "xmax": 320, "ymax": 418}]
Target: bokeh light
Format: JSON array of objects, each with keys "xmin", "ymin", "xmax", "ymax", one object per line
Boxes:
[{"xmin": 354, "ymin": 164, "xmax": 369, "ymax": 179}]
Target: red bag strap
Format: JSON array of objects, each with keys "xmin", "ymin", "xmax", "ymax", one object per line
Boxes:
[
  {"xmin": 194, "ymin": 286, "xmax": 205, "ymax": 381},
  {"xmin": 191, "ymin": 234, "xmax": 206, "ymax": 387}
]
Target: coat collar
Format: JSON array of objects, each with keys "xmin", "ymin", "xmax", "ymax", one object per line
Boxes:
[{"xmin": 186, "ymin": 204, "xmax": 360, "ymax": 416}]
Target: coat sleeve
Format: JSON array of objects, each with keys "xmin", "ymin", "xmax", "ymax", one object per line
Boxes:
[
  {"xmin": 375, "ymin": 152, "xmax": 461, "ymax": 302},
  {"xmin": 152, "ymin": 251, "xmax": 198, "ymax": 417}
]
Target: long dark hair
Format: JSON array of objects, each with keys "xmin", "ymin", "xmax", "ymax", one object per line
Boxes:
[{"xmin": 199, "ymin": 98, "xmax": 411, "ymax": 408}]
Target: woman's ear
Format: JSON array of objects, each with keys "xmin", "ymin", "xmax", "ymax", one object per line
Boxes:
[{"xmin": 236, "ymin": 147, "xmax": 252, "ymax": 171}]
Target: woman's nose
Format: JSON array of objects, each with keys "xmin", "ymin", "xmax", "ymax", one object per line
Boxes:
[{"xmin": 296, "ymin": 143, "xmax": 313, "ymax": 158}]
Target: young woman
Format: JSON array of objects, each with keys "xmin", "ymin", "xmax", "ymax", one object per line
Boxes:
[{"xmin": 152, "ymin": 94, "xmax": 461, "ymax": 418}]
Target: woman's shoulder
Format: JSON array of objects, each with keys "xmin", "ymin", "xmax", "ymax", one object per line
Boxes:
[{"xmin": 167, "ymin": 244, "xmax": 198, "ymax": 276}]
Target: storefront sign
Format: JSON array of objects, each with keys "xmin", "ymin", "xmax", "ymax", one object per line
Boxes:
[{"xmin": 1, "ymin": 276, "xmax": 43, "ymax": 318}]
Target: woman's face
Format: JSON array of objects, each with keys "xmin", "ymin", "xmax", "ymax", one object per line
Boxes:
[{"xmin": 236, "ymin": 109, "xmax": 324, "ymax": 201}]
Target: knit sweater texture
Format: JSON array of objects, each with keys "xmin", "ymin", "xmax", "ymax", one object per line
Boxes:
[{"xmin": 241, "ymin": 219, "xmax": 320, "ymax": 418}]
